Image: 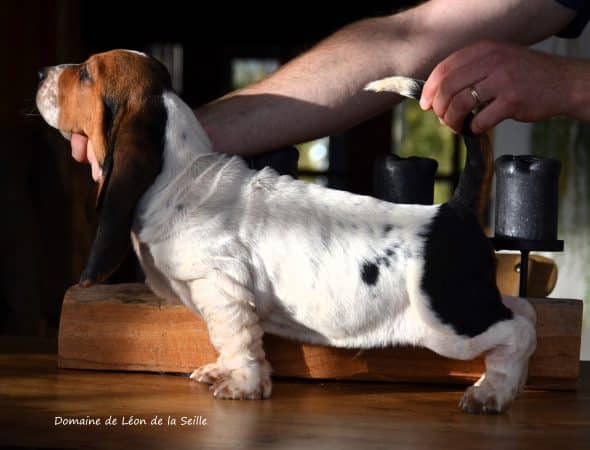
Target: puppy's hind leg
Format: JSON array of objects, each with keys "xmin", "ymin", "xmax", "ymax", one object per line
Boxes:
[
  {"xmin": 188, "ymin": 270, "xmax": 272, "ymax": 400},
  {"xmin": 422, "ymin": 299, "xmax": 536, "ymax": 414}
]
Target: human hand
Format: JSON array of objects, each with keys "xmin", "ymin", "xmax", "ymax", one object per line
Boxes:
[
  {"xmin": 419, "ymin": 41, "xmax": 571, "ymax": 134},
  {"xmin": 71, "ymin": 133, "xmax": 102, "ymax": 181}
]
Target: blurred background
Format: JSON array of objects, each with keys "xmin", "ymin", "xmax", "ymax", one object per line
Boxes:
[{"xmin": 1, "ymin": 1, "xmax": 588, "ymax": 359}]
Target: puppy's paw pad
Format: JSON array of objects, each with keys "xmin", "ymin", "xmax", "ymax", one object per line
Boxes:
[
  {"xmin": 459, "ymin": 386, "xmax": 503, "ymax": 415},
  {"xmin": 190, "ymin": 363, "xmax": 226, "ymax": 384}
]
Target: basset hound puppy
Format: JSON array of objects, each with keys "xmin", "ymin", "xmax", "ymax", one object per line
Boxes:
[{"xmin": 36, "ymin": 50, "xmax": 536, "ymax": 413}]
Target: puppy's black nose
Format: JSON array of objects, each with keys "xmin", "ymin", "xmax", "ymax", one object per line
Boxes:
[{"xmin": 37, "ymin": 68, "xmax": 48, "ymax": 82}]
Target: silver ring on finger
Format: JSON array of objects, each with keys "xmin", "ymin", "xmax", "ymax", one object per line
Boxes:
[
  {"xmin": 470, "ymin": 86, "xmax": 483, "ymax": 104},
  {"xmin": 469, "ymin": 86, "xmax": 485, "ymax": 113}
]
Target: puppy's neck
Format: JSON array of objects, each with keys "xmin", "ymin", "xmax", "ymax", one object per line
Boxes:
[
  {"xmin": 133, "ymin": 91, "xmax": 251, "ymax": 242},
  {"xmin": 161, "ymin": 91, "xmax": 217, "ymax": 177}
]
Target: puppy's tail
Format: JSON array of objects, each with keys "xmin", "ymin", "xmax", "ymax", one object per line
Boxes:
[
  {"xmin": 452, "ymin": 129, "xmax": 493, "ymax": 222},
  {"xmin": 364, "ymin": 75, "xmax": 492, "ymax": 221}
]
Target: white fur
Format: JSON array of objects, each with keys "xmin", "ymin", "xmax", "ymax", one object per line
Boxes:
[
  {"xmin": 123, "ymin": 49, "xmax": 148, "ymax": 58},
  {"xmin": 36, "ymin": 66, "xmax": 64, "ymax": 129},
  {"xmin": 136, "ymin": 93, "xmax": 438, "ymax": 349},
  {"xmin": 364, "ymin": 76, "xmax": 423, "ymax": 99},
  {"xmin": 130, "ymin": 91, "xmax": 536, "ymax": 410}
]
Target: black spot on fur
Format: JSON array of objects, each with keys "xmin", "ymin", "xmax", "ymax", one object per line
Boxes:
[
  {"xmin": 421, "ymin": 203, "xmax": 513, "ymax": 337},
  {"xmin": 383, "ymin": 224, "xmax": 393, "ymax": 234},
  {"xmin": 376, "ymin": 256, "xmax": 390, "ymax": 267},
  {"xmin": 386, "ymin": 244, "xmax": 408, "ymax": 258},
  {"xmin": 176, "ymin": 203, "xmax": 184, "ymax": 211},
  {"xmin": 360, "ymin": 261, "xmax": 379, "ymax": 285},
  {"xmin": 181, "ymin": 132, "xmax": 187, "ymax": 141}
]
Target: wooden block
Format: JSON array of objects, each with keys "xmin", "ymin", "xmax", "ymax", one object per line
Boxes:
[
  {"xmin": 496, "ymin": 253, "xmax": 558, "ymax": 297},
  {"xmin": 58, "ymin": 283, "xmax": 583, "ymax": 390}
]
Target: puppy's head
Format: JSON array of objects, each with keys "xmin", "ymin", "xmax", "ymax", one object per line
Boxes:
[{"xmin": 36, "ymin": 50, "xmax": 171, "ymax": 286}]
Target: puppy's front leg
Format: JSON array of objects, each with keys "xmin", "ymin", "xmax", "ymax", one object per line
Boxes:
[{"xmin": 188, "ymin": 270, "xmax": 272, "ymax": 400}]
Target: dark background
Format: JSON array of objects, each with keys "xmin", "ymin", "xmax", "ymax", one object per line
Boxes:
[{"xmin": 0, "ymin": 0, "xmax": 417, "ymax": 336}]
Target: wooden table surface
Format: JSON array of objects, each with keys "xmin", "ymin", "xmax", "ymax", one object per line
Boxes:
[{"xmin": 1, "ymin": 337, "xmax": 589, "ymax": 450}]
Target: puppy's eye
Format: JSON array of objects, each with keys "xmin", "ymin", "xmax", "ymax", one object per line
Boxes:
[{"xmin": 79, "ymin": 65, "xmax": 92, "ymax": 83}]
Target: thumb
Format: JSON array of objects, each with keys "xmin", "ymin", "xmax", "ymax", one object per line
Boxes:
[
  {"xmin": 86, "ymin": 139, "xmax": 103, "ymax": 182},
  {"xmin": 71, "ymin": 133, "xmax": 89, "ymax": 163}
]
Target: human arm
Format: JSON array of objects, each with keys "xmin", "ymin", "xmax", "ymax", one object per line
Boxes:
[{"xmin": 195, "ymin": 0, "xmax": 576, "ymax": 155}]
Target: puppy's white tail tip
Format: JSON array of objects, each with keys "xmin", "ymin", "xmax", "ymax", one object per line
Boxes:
[{"xmin": 364, "ymin": 76, "xmax": 423, "ymax": 100}]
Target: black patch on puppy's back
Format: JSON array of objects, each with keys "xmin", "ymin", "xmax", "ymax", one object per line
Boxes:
[{"xmin": 420, "ymin": 203, "xmax": 512, "ymax": 337}]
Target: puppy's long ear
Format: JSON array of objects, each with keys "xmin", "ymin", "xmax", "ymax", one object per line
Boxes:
[{"xmin": 79, "ymin": 95, "xmax": 166, "ymax": 286}]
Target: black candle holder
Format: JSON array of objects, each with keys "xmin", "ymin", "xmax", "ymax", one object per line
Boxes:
[
  {"xmin": 491, "ymin": 155, "xmax": 564, "ymax": 297},
  {"xmin": 373, "ymin": 154, "xmax": 438, "ymax": 205}
]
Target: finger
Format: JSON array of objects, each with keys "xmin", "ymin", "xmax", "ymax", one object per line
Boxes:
[
  {"xmin": 442, "ymin": 88, "xmax": 479, "ymax": 133},
  {"xmin": 87, "ymin": 138, "xmax": 95, "ymax": 162},
  {"xmin": 86, "ymin": 140, "xmax": 103, "ymax": 182},
  {"xmin": 71, "ymin": 133, "xmax": 89, "ymax": 163},
  {"xmin": 471, "ymin": 99, "xmax": 511, "ymax": 134},
  {"xmin": 430, "ymin": 62, "xmax": 489, "ymax": 120},
  {"xmin": 421, "ymin": 41, "xmax": 497, "ymax": 110}
]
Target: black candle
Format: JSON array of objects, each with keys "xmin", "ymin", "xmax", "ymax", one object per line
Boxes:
[
  {"xmin": 373, "ymin": 155, "xmax": 438, "ymax": 205},
  {"xmin": 494, "ymin": 155, "xmax": 561, "ymax": 241}
]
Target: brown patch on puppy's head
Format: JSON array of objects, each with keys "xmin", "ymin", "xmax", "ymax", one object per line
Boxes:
[{"xmin": 37, "ymin": 50, "xmax": 172, "ymax": 286}]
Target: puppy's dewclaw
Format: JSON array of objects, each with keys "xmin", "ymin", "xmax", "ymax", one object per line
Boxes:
[{"xmin": 364, "ymin": 76, "xmax": 424, "ymax": 100}]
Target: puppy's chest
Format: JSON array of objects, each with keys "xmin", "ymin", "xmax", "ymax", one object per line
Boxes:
[
  {"xmin": 131, "ymin": 230, "xmax": 211, "ymax": 305},
  {"xmin": 144, "ymin": 236, "xmax": 212, "ymax": 279}
]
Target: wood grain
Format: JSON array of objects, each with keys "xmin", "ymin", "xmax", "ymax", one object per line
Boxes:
[
  {"xmin": 2, "ymin": 341, "xmax": 590, "ymax": 450},
  {"xmin": 57, "ymin": 283, "xmax": 582, "ymax": 389}
]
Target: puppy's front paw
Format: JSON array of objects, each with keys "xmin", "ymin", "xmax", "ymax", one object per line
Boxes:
[
  {"xmin": 459, "ymin": 384, "xmax": 505, "ymax": 415},
  {"xmin": 190, "ymin": 363, "xmax": 227, "ymax": 384},
  {"xmin": 211, "ymin": 363, "xmax": 272, "ymax": 400}
]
